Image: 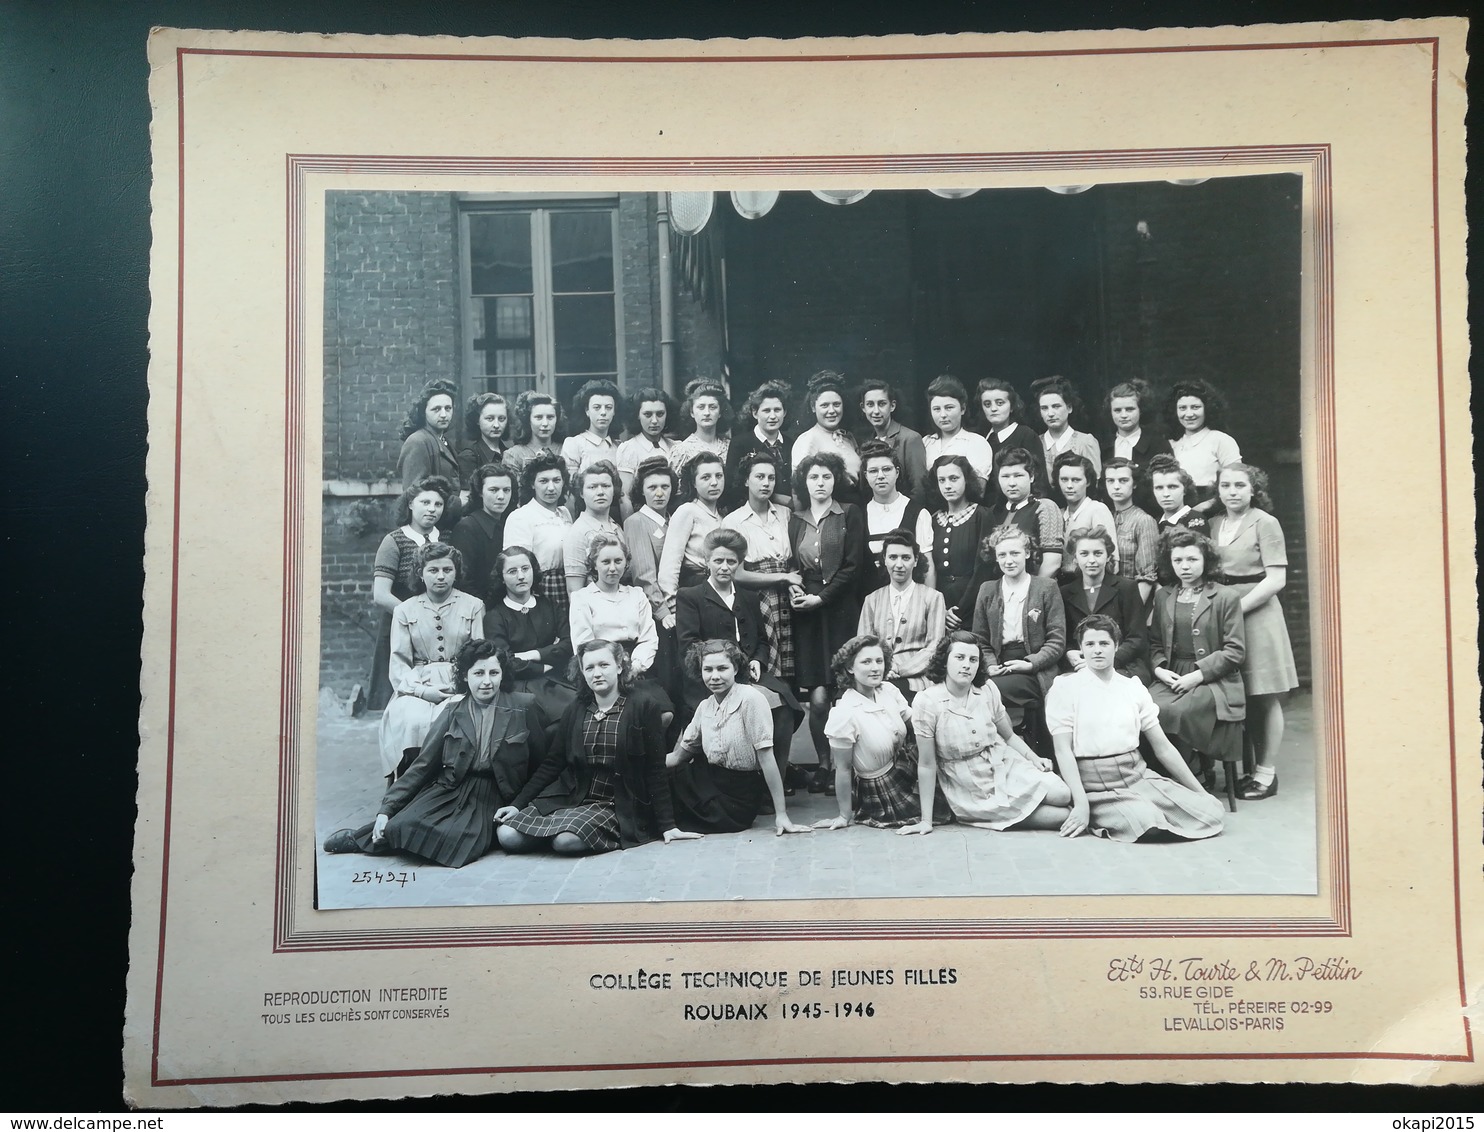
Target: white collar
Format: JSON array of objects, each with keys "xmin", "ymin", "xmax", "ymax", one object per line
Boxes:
[
  {"xmin": 710, "ymin": 683, "xmax": 745, "ymax": 716},
  {"xmin": 995, "ymin": 423, "xmax": 1017, "ymax": 442},
  {"xmin": 503, "ymin": 594, "xmax": 537, "ymax": 612},
  {"xmin": 1165, "ymin": 505, "xmax": 1192, "ymax": 523},
  {"xmin": 1001, "ymin": 573, "xmax": 1032, "ymax": 596},
  {"xmin": 639, "ymin": 505, "xmax": 668, "ymax": 527},
  {"xmin": 401, "ymin": 525, "xmax": 438, "ymax": 544}
]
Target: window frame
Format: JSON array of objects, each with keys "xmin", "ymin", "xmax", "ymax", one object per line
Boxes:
[{"xmin": 457, "ymin": 194, "xmax": 625, "ymax": 405}]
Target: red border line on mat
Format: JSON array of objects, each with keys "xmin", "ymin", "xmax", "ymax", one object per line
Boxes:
[
  {"xmin": 177, "ymin": 37, "xmax": 1437, "ymax": 65},
  {"xmin": 152, "ymin": 36, "xmax": 1467, "ymax": 1087}
]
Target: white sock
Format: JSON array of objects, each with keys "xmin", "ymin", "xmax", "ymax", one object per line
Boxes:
[{"xmin": 1250, "ymin": 763, "xmax": 1276, "ymax": 785}]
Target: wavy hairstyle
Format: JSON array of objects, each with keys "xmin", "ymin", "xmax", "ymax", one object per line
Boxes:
[
  {"xmin": 1102, "ymin": 378, "xmax": 1156, "ymax": 432},
  {"xmin": 741, "ymin": 380, "xmax": 793, "ymax": 430},
  {"xmin": 974, "ymin": 377, "xmax": 1028, "ymax": 429},
  {"xmin": 803, "ymin": 369, "xmax": 849, "ymax": 418},
  {"xmin": 733, "ymin": 448, "xmax": 781, "ymax": 496},
  {"xmin": 1145, "ymin": 453, "xmax": 1197, "ymax": 500},
  {"xmin": 400, "ymin": 379, "xmax": 460, "ymax": 441},
  {"xmin": 926, "ymin": 630, "xmax": 988, "ymax": 688},
  {"xmin": 1051, "ymin": 450, "xmax": 1101, "ymax": 506},
  {"xmin": 791, "ymin": 450, "xmax": 848, "ymax": 503},
  {"xmin": 1074, "ymin": 612, "xmax": 1124, "ymax": 647},
  {"xmin": 393, "ymin": 474, "xmax": 456, "ymax": 526},
  {"xmin": 575, "ymin": 459, "xmax": 622, "ymax": 516},
  {"xmin": 1030, "ymin": 374, "xmax": 1083, "ymax": 423},
  {"xmin": 519, "ymin": 451, "xmax": 571, "ymax": 501},
  {"xmin": 453, "ymin": 638, "xmax": 515, "ymax": 693},
  {"xmin": 569, "ymin": 639, "xmax": 636, "ymax": 705},
  {"xmin": 1064, "ymin": 525, "xmax": 1116, "ymax": 561},
  {"xmin": 410, "ymin": 541, "xmax": 466, "ymax": 593},
  {"xmin": 1164, "ymin": 378, "xmax": 1229, "ymax": 435},
  {"xmin": 926, "ymin": 453, "xmax": 983, "ymax": 512},
  {"xmin": 510, "ymin": 390, "xmax": 567, "ymax": 446},
  {"xmin": 466, "ymin": 462, "xmax": 516, "ymax": 515},
  {"xmin": 582, "ymin": 530, "xmax": 630, "ymax": 583},
  {"xmin": 677, "ymin": 450, "xmax": 727, "ymax": 505},
  {"xmin": 462, "ymin": 392, "xmax": 509, "ymax": 447},
  {"xmin": 684, "ymin": 637, "xmax": 749, "ymax": 685},
  {"xmin": 489, "ymin": 545, "xmax": 542, "ymax": 602},
  {"xmin": 858, "ymin": 437, "xmax": 901, "ymax": 477},
  {"xmin": 1156, "ymin": 526, "xmax": 1218, "ymax": 586},
  {"xmin": 679, "ymin": 379, "xmax": 734, "ymax": 438},
  {"xmin": 979, "ymin": 523, "xmax": 1036, "ymax": 569},
  {"xmin": 924, "ymin": 375, "xmax": 970, "ymax": 437},
  {"xmin": 627, "ymin": 454, "xmax": 678, "ymax": 513},
  {"xmin": 829, "ymin": 634, "xmax": 894, "ymax": 694},
  {"xmin": 1213, "ymin": 461, "xmax": 1274, "ymax": 513},
  {"xmin": 571, "ymin": 379, "xmax": 621, "ymax": 431},
  {"xmin": 624, "ymin": 386, "xmax": 677, "ymax": 437}
]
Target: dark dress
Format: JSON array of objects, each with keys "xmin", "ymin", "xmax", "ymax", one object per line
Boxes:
[
  {"xmin": 864, "ymin": 496, "xmax": 928, "ymax": 595},
  {"xmin": 722, "ymin": 429, "xmax": 792, "ymax": 510},
  {"xmin": 449, "ymin": 509, "xmax": 506, "ymax": 605},
  {"xmin": 929, "ymin": 504, "xmax": 996, "ymax": 614},
  {"xmin": 788, "ymin": 502, "xmax": 867, "ymax": 689},
  {"xmin": 503, "ymin": 693, "xmax": 677, "ymax": 852},
  {"xmin": 368, "ymin": 528, "xmax": 429, "ymax": 711},
  {"xmin": 482, "ymin": 596, "xmax": 575, "ymax": 730},
  {"xmin": 335, "ymin": 692, "xmax": 544, "ymax": 867}
]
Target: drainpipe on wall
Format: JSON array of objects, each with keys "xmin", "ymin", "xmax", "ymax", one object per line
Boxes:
[{"xmin": 656, "ymin": 193, "xmax": 676, "ymax": 395}]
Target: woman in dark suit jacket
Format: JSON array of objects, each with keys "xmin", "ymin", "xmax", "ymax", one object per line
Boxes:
[
  {"xmin": 396, "ymin": 379, "xmax": 464, "ymax": 527},
  {"xmin": 1148, "ymin": 528, "xmax": 1247, "ymax": 776},
  {"xmin": 1059, "ymin": 527, "xmax": 1150, "ymax": 682},
  {"xmin": 970, "ymin": 527, "xmax": 1067, "ymax": 732},
  {"xmin": 788, "ymin": 451, "xmax": 867, "ymax": 792},
  {"xmin": 495, "ymin": 640, "xmax": 700, "ymax": 854},
  {"xmin": 322, "ymin": 640, "xmax": 546, "ymax": 868}
]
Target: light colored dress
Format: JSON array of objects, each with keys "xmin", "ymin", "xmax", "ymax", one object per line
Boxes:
[
  {"xmin": 1211, "ymin": 508, "xmax": 1299, "ymax": 696},
  {"xmin": 791, "ymin": 426, "xmax": 860, "ymax": 480},
  {"xmin": 1045, "ymin": 669, "xmax": 1223, "ymax": 842},
  {"xmin": 568, "ymin": 583, "xmax": 659, "ymax": 676},
  {"xmin": 377, "ymin": 590, "xmax": 485, "ymax": 777},
  {"xmin": 912, "ymin": 683, "xmax": 1061, "ymax": 829},
  {"xmin": 562, "ymin": 512, "xmax": 622, "ymax": 584},
  {"xmin": 1169, "ymin": 428, "xmax": 1241, "ymax": 490},
  {"xmin": 668, "ymin": 434, "xmax": 729, "ymax": 474}
]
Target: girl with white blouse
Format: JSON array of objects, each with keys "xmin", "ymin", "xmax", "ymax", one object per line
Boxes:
[
  {"xmin": 814, "ymin": 635, "xmax": 952, "ymax": 831},
  {"xmin": 502, "ymin": 452, "xmax": 574, "ymax": 624},
  {"xmin": 790, "ymin": 370, "xmax": 861, "ymax": 497},
  {"xmin": 659, "ymin": 450, "xmax": 727, "ymax": 603},
  {"xmin": 1164, "ymin": 379, "xmax": 1241, "ymax": 513},
  {"xmin": 1051, "ymin": 451, "xmax": 1118, "ymax": 575},
  {"xmin": 563, "ymin": 460, "xmax": 623, "ymax": 595}
]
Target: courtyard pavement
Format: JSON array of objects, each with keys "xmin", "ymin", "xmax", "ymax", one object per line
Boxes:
[{"xmin": 314, "ymin": 693, "xmax": 1318, "ymax": 909}]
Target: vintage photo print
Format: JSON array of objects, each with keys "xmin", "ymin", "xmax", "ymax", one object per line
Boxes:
[
  {"xmin": 314, "ymin": 177, "xmax": 1318, "ymax": 910},
  {"xmin": 128, "ymin": 21, "xmax": 1476, "ymax": 1104}
]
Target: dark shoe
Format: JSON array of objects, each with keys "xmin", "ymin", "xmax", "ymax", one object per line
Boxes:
[
  {"xmin": 323, "ymin": 828, "xmax": 359, "ymax": 853},
  {"xmin": 1237, "ymin": 774, "xmax": 1277, "ymax": 801},
  {"xmin": 807, "ymin": 765, "xmax": 831, "ymax": 794},
  {"xmin": 783, "ymin": 783, "xmax": 796, "ymax": 797}
]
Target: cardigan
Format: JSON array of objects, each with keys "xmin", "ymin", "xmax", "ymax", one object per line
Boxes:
[
  {"xmin": 857, "ymin": 582, "xmax": 946, "ymax": 689},
  {"xmin": 787, "ymin": 502, "xmax": 865, "ymax": 603},
  {"xmin": 380, "ymin": 692, "xmax": 544, "ymax": 819},
  {"xmin": 970, "ymin": 575, "xmax": 1067, "ymax": 696},
  {"xmin": 1058, "ymin": 574, "xmax": 1150, "ymax": 681},
  {"xmin": 1149, "ymin": 581, "xmax": 1248, "ymax": 722},
  {"xmin": 397, "ymin": 427, "xmax": 464, "ymax": 522},
  {"xmin": 517, "ymin": 693, "xmax": 677, "ymax": 846}
]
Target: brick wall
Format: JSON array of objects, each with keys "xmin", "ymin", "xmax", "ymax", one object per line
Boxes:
[{"xmin": 323, "ymin": 190, "xmax": 461, "ymax": 483}]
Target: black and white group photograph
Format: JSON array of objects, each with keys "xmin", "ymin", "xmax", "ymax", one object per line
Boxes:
[{"xmin": 314, "ymin": 179, "xmax": 1317, "ymax": 909}]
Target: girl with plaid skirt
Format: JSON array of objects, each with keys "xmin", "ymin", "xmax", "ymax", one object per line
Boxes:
[
  {"xmin": 813, "ymin": 635, "xmax": 953, "ymax": 831},
  {"xmin": 1047, "ymin": 615, "xmax": 1223, "ymax": 842},
  {"xmin": 496, "ymin": 641, "xmax": 700, "ymax": 855},
  {"xmin": 502, "ymin": 452, "xmax": 574, "ymax": 629}
]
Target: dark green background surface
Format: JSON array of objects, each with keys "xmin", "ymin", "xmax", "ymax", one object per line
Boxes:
[{"xmin": 2, "ymin": 0, "xmax": 1474, "ymax": 1111}]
